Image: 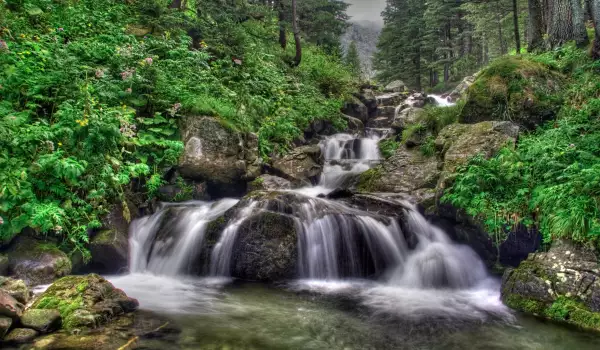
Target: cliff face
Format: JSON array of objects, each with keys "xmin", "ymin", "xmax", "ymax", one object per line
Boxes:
[{"xmin": 341, "ymin": 20, "xmax": 382, "ymax": 78}]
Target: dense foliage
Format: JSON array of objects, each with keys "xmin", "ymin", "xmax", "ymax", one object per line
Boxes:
[
  {"xmin": 0, "ymin": 0, "xmax": 355, "ymax": 254},
  {"xmin": 443, "ymin": 45, "xmax": 600, "ymax": 247}
]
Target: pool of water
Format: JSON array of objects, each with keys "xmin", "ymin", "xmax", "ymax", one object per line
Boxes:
[{"xmin": 107, "ymin": 274, "xmax": 600, "ymax": 350}]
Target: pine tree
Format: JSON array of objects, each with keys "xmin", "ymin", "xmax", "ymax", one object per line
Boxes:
[{"xmin": 345, "ymin": 41, "xmax": 362, "ymax": 76}]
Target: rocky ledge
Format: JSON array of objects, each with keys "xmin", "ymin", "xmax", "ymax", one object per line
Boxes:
[{"xmin": 501, "ymin": 240, "xmax": 600, "ymax": 331}]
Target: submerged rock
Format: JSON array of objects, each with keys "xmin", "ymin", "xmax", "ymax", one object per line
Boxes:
[
  {"xmin": 502, "ymin": 240, "xmax": 600, "ymax": 331},
  {"xmin": 179, "ymin": 116, "xmax": 260, "ymax": 196},
  {"xmin": 20, "ymin": 309, "xmax": 61, "ymax": 333},
  {"xmin": 31, "ymin": 274, "xmax": 138, "ymax": 331},
  {"xmin": 3, "ymin": 328, "xmax": 38, "ymax": 344},
  {"xmin": 5, "ymin": 237, "xmax": 71, "ymax": 286},
  {"xmin": 0, "ymin": 276, "xmax": 31, "ymax": 304}
]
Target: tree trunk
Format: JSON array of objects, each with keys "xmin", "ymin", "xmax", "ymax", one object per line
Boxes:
[
  {"xmin": 414, "ymin": 42, "xmax": 422, "ymax": 91},
  {"xmin": 292, "ymin": 0, "xmax": 302, "ymax": 66},
  {"xmin": 277, "ymin": 0, "xmax": 287, "ymax": 49},
  {"xmin": 549, "ymin": 0, "xmax": 575, "ymax": 47},
  {"xmin": 513, "ymin": 0, "xmax": 522, "ymax": 53},
  {"xmin": 528, "ymin": 0, "xmax": 545, "ymax": 51},
  {"xmin": 592, "ymin": 0, "xmax": 600, "ymax": 58},
  {"xmin": 498, "ymin": 12, "xmax": 507, "ymax": 54},
  {"xmin": 572, "ymin": 0, "xmax": 590, "ymax": 47}
]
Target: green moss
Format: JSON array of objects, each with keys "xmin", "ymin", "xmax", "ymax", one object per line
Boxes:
[
  {"xmin": 35, "ymin": 295, "xmax": 84, "ymax": 326},
  {"xmin": 504, "ymin": 294, "xmax": 547, "ymax": 315},
  {"xmin": 545, "ymin": 296, "xmax": 600, "ymax": 331},
  {"xmin": 379, "ymin": 139, "xmax": 400, "ymax": 159},
  {"xmin": 356, "ymin": 167, "xmax": 382, "ymax": 193}
]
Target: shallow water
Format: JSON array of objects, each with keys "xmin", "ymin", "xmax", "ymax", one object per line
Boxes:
[{"xmin": 108, "ymin": 274, "xmax": 600, "ymax": 350}]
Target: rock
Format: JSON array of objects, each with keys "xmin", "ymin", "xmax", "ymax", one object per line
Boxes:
[
  {"xmin": 20, "ymin": 309, "xmax": 61, "ymax": 333},
  {"xmin": 0, "ymin": 254, "xmax": 8, "ymax": 276},
  {"xmin": 231, "ymin": 211, "xmax": 298, "ymax": 281},
  {"xmin": 384, "ymin": 80, "xmax": 407, "ymax": 93},
  {"xmin": 449, "ymin": 73, "xmax": 477, "ymax": 101},
  {"xmin": 435, "ymin": 121, "xmax": 518, "ymax": 188},
  {"xmin": 0, "ymin": 315, "xmax": 11, "ymax": 339},
  {"xmin": 178, "ymin": 116, "xmax": 260, "ymax": 196},
  {"xmin": 89, "ymin": 229, "xmax": 128, "ymax": 275},
  {"xmin": 376, "ymin": 92, "xmax": 406, "ymax": 107},
  {"xmin": 342, "ymin": 114, "xmax": 365, "ymax": 133},
  {"xmin": 342, "ymin": 96, "xmax": 369, "ymax": 122},
  {"xmin": 359, "ymin": 89, "xmax": 378, "ymax": 112},
  {"xmin": 271, "ymin": 145, "xmax": 323, "ymax": 185},
  {"xmin": 391, "ymin": 107, "xmax": 426, "ymax": 132},
  {"xmin": 249, "ymin": 175, "xmax": 292, "ymax": 192},
  {"xmin": 0, "ymin": 289, "xmax": 24, "ymax": 319},
  {"xmin": 501, "ymin": 240, "xmax": 600, "ymax": 331},
  {"xmin": 459, "ymin": 56, "xmax": 564, "ymax": 130},
  {"xmin": 31, "ymin": 274, "xmax": 138, "ymax": 331},
  {"xmin": 3, "ymin": 328, "xmax": 38, "ymax": 343},
  {"xmin": 0, "ymin": 276, "xmax": 31, "ymax": 304},
  {"xmin": 356, "ymin": 146, "xmax": 440, "ymax": 194},
  {"xmin": 5, "ymin": 237, "xmax": 72, "ymax": 286}
]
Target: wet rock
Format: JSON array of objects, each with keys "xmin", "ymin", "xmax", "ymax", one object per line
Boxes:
[
  {"xmin": 0, "ymin": 254, "xmax": 8, "ymax": 276},
  {"xmin": 271, "ymin": 145, "xmax": 323, "ymax": 185},
  {"xmin": 179, "ymin": 116, "xmax": 260, "ymax": 196},
  {"xmin": 231, "ymin": 211, "xmax": 298, "ymax": 281},
  {"xmin": 501, "ymin": 240, "xmax": 600, "ymax": 331},
  {"xmin": 356, "ymin": 146, "xmax": 440, "ymax": 194},
  {"xmin": 342, "ymin": 114, "xmax": 365, "ymax": 134},
  {"xmin": 367, "ymin": 106, "xmax": 396, "ymax": 128},
  {"xmin": 448, "ymin": 73, "xmax": 477, "ymax": 102},
  {"xmin": 459, "ymin": 56, "xmax": 564, "ymax": 130},
  {"xmin": 3, "ymin": 328, "xmax": 38, "ymax": 343},
  {"xmin": 20, "ymin": 309, "xmax": 61, "ymax": 333},
  {"xmin": 391, "ymin": 107, "xmax": 426, "ymax": 133},
  {"xmin": 31, "ymin": 274, "xmax": 138, "ymax": 331},
  {"xmin": 89, "ymin": 229, "xmax": 128, "ymax": 275},
  {"xmin": 5, "ymin": 237, "xmax": 71, "ymax": 286},
  {"xmin": 0, "ymin": 316, "xmax": 12, "ymax": 339},
  {"xmin": 342, "ymin": 96, "xmax": 369, "ymax": 122},
  {"xmin": 359, "ymin": 89, "xmax": 378, "ymax": 112},
  {"xmin": 376, "ymin": 92, "xmax": 406, "ymax": 107},
  {"xmin": 0, "ymin": 289, "xmax": 24, "ymax": 319},
  {"xmin": 249, "ymin": 175, "xmax": 292, "ymax": 192},
  {"xmin": 384, "ymin": 80, "xmax": 407, "ymax": 93},
  {"xmin": 0, "ymin": 276, "xmax": 31, "ymax": 304}
]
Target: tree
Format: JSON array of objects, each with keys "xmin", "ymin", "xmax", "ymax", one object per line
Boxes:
[
  {"xmin": 528, "ymin": 0, "xmax": 545, "ymax": 52},
  {"xmin": 593, "ymin": 0, "xmax": 600, "ymax": 58},
  {"xmin": 513, "ymin": 0, "xmax": 522, "ymax": 53},
  {"xmin": 548, "ymin": 0, "xmax": 588, "ymax": 47},
  {"xmin": 292, "ymin": 0, "xmax": 302, "ymax": 66},
  {"xmin": 345, "ymin": 41, "xmax": 361, "ymax": 75}
]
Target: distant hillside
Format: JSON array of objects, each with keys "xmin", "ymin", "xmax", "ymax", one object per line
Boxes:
[{"xmin": 341, "ymin": 20, "xmax": 382, "ymax": 78}]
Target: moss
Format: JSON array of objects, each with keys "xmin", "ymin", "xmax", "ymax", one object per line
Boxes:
[
  {"xmin": 504, "ymin": 294, "xmax": 547, "ymax": 315},
  {"xmin": 545, "ymin": 296, "xmax": 600, "ymax": 331},
  {"xmin": 35, "ymin": 295, "xmax": 84, "ymax": 325},
  {"xmin": 356, "ymin": 167, "xmax": 382, "ymax": 193}
]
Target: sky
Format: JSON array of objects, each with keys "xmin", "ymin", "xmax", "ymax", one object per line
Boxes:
[{"xmin": 345, "ymin": 0, "xmax": 386, "ymax": 25}]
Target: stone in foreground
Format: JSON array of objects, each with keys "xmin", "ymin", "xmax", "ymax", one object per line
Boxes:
[
  {"xmin": 4, "ymin": 328, "xmax": 39, "ymax": 343},
  {"xmin": 21, "ymin": 309, "xmax": 62, "ymax": 333}
]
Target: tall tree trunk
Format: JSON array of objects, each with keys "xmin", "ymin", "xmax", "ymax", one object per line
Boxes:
[
  {"xmin": 277, "ymin": 0, "xmax": 287, "ymax": 49},
  {"xmin": 528, "ymin": 0, "xmax": 545, "ymax": 51},
  {"xmin": 292, "ymin": 0, "xmax": 302, "ymax": 66},
  {"xmin": 572, "ymin": 0, "xmax": 590, "ymax": 47},
  {"xmin": 498, "ymin": 12, "xmax": 508, "ymax": 54},
  {"xmin": 414, "ymin": 42, "xmax": 422, "ymax": 91},
  {"xmin": 513, "ymin": 0, "xmax": 522, "ymax": 53},
  {"xmin": 592, "ymin": 0, "xmax": 600, "ymax": 58},
  {"xmin": 549, "ymin": 0, "xmax": 575, "ymax": 47}
]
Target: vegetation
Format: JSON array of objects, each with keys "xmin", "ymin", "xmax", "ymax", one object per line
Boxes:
[
  {"xmin": 443, "ymin": 44, "xmax": 600, "ymax": 247},
  {"xmin": 378, "ymin": 139, "xmax": 400, "ymax": 159},
  {"xmin": 0, "ymin": 0, "xmax": 355, "ymax": 254}
]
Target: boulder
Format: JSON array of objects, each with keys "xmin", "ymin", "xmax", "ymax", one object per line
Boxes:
[
  {"xmin": 89, "ymin": 230, "xmax": 128, "ymax": 275},
  {"xmin": 5, "ymin": 237, "xmax": 71, "ymax": 286},
  {"xmin": 0, "ymin": 289, "xmax": 24, "ymax": 319},
  {"xmin": 0, "ymin": 254, "xmax": 7, "ymax": 276},
  {"xmin": 20, "ymin": 309, "xmax": 61, "ymax": 333},
  {"xmin": 0, "ymin": 277, "xmax": 31, "ymax": 304},
  {"xmin": 271, "ymin": 145, "xmax": 323, "ymax": 185},
  {"xmin": 31, "ymin": 274, "xmax": 138, "ymax": 330},
  {"xmin": 376, "ymin": 92, "xmax": 406, "ymax": 107},
  {"xmin": 391, "ymin": 107, "xmax": 426, "ymax": 132},
  {"xmin": 342, "ymin": 97, "xmax": 369, "ymax": 122},
  {"xmin": 435, "ymin": 121, "xmax": 518, "ymax": 188},
  {"xmin": 0, "ymin": 316, "xmax": 11, "ymax": 339},
  {"xmin": 249, "ymin": 175, "xmax": 292, "ymax": 192},
  {"xmin": 359, "ymin": 89, "xmax": 378, "ymax": 112},
  {"xmin": 356, "ymin": 146, "xmax": 440, "ymax": 195},
  {"xmin": 449, "ymin": 73, "xmax": 477, "ymax": 102},
  {"xmin": 459, "ymin": 56, "xmax": 564, "ymax": 130},
  {"xmin": 501, "ymin": 241, "xmax": 600, "ymax": 331},
  {"xmin": 3, "ymin": 328, "xmax": 38, "ymax": 343},
  {"xmin": 367, "ymin": 106, "xmax": 397, "ymax": 128},
  {"xmin": 342, "ymin": 114, "xmax": 365, "ymax": 134},
  {"xmin": 384, "ymin": 80, "xmax": 407, "ymax": 93},
  {"xmin": 178, "ymin": 116, "xmax": 260, "ymax": 196}
]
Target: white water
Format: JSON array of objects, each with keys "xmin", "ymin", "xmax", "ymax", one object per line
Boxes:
[
  {"xmin": 114, "ymin": 96, "xmax": 511, "ymax": 324},
  {"xmin": 430, "ymin": 94, "xmax": 456, "ymax": 107}
]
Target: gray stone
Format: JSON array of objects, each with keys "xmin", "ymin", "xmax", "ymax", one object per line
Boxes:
[
  {"xmin": 0, "ymin": 254, "xmax": 8, "ymax": 276},
  {"xmin": 342, "ymin": 97, "xmax": 369, "ymax": 122},
  {"xmin": 5, "ymin": 237, "xmax": 71, "ymax": 286},
  {"xmin": 3, "ymin": 328, "xmax": 38, "ymax": 343},
  {"xmin": 249, "ymin": 175, "xmax": 292, "ymax": 192},
  {"xmin": 384, "ymin": 80, "xmax": 407, "ymax": 93},
  {"xmin": 0, "ymin": 289, "xmax": 24, "ymax": 319},
  {"xmin": 0, "ymin": 276, "xmax": 31, "ymax": 304},
  {"xmin": 21, "ymin": 309, "xmax": 62, "ymax": 333},
  {"xmin": 376, "ymin": 92, "xmax": 406, "ymax": 107},
  {"xmin": 391, "ymin": 107, "xmax": 426, "ymax": 132},
  {"xmin": 0, "ymin": 315, "xmax": 12, "ymax": 339},
  {"xmin": 271, "ymin": 145, "xmax": 323, "ymax": 185}
]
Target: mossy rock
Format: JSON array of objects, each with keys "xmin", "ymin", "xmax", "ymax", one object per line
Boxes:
[
  {"xmin": 3, "ymin": 328, "xmax": 38, "ymax": 344},
  {"xmin": 459, "ymin": 56, "xmax": 564, "ymax": 130},
  {"xmin": 31, "ymin": 274, "xmax": 138, "ymax": 331},
  {"xmin": 0, "ymin": 276, "xmax": 31, "ymax": 304},
  {"xmin": 6, "ymin": 237, "xmax": 71, "ymax": 286},
  {"xmin": 0, "ymin": 254, "xmax": 8, "ymax": 276},
  {"xmin": 20, "ymin": 309, "xmax": 62, "ymax": 333}
]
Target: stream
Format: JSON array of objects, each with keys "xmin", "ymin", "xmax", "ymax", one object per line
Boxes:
[{"xmin": 104, "ymin": 97, "xmax": 600, "ymax": 349}]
